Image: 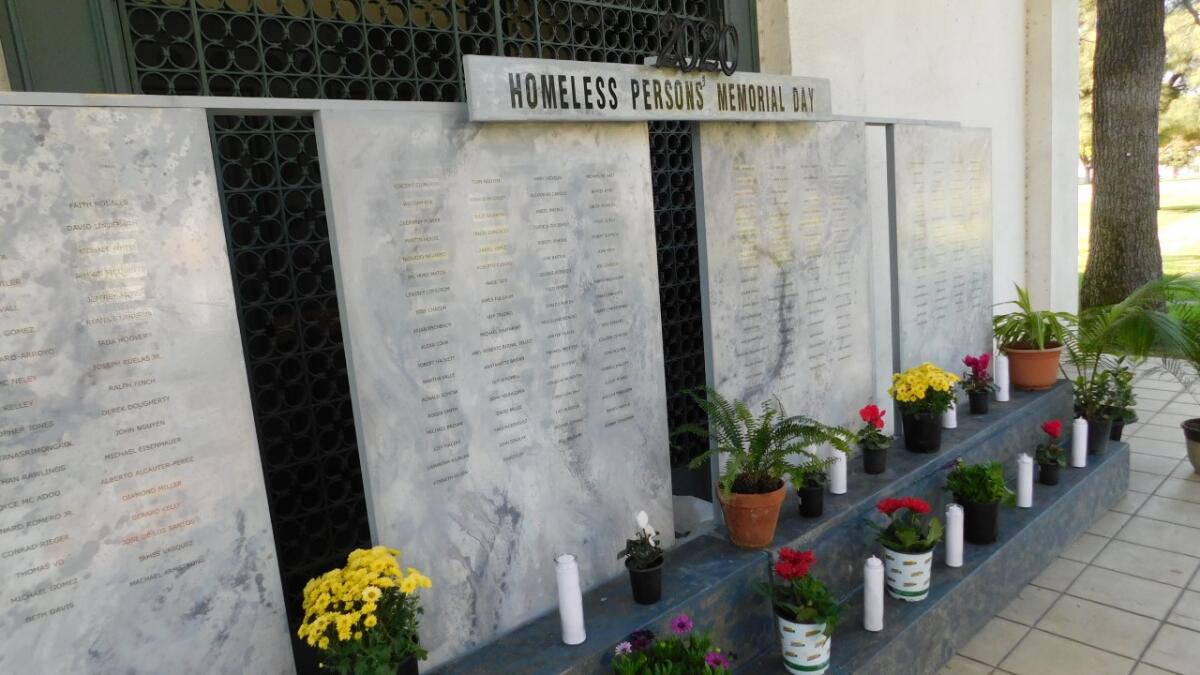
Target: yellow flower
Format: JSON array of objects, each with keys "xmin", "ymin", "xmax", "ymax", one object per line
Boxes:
[
  {"xmin": 364, "ymin": 614, "xmax": 378, "ymax": 628},
  {"xmin": 362, "ymin": 586, "xmax": 382, "ymax": 603},
  {"xmin": 400, "ymin": 576, "xmax": 418, "ymax": 595},
  {"xmin": 318, "ymin": 637, "xmax": 329, "ymax": 650},
  {"xmin": 354, "ymin": 631, "xmax": 363, "ymax": 641}
]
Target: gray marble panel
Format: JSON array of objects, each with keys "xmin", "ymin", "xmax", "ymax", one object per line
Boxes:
[
  {"xmin": 697, "ymin": 121, "xmax": 878, "ymax": 432},
  {"xmin": 0, "ymin": 106, "xmax": 292, "ymax": 674},
  {"xmin": 316, "ymin": 106, "xmax": 674, "ymax": 666},
  {"xmin": 893, "ymin": 125, "xmax": 993, "ymax": 373}
]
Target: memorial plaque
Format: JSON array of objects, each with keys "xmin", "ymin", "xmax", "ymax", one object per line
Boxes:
[
  {"xmin": 316, "ymin": 106, "xmax": 673, "ymax": 665},
  {"xmin": 0, "ymin": 106, "xmax": 293, "ymax": 674},
  {"xmin": 697, "ymin": 121, "xmax": 878, "ymax": 431},
  {"xmin": 893, "ymin": 125, "xmax": 993, "ymax": 372}
]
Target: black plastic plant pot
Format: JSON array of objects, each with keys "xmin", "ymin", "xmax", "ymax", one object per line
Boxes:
[
  {"xmin": 1039, "ymin": 463, "xmax": 1060, "ymax": 486},
  {"xmin": 968, "ymin": 391, "xmax": 990, "ymax": 415},
  {"xmin": 1109, "ymin": 419, "xmax": 1125, "ymax": 442},
  {"xmin": 797, "ymin": 483, "xmax": 825, "ymax": 518},
  {"xmin": 958, "ymin": 498, "xmax": 1000, "ymax": 545},
  {"xmin": 627, "ymin": 557, "xmax": 664, "ymax": 605},
  {"xmin": 1086, "ymin": 415, "xmax": 1113, "ymax": 455},
  {"xmin": 398, "ymin": 655, "xmax": 419, "ymax": 675},
  {"xmin": 902, "ymin": 412, "xmax": 942, "ymax": 453},
  {"xmin": 862, "ymin": 446, "xmax": 887, "ymax": 474}
]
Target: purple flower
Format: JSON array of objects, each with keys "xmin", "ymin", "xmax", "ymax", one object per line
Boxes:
[
  {"xmin": 614, "ymin": 641, "xmax": 632, "ymax": 656},
  {"xmin": 628, "ymin": 629, "xmax": 655, "ymax": 651},
  {"xmin": 705, "ymin": 651, "xmax": 732, "ymax": 669},
  {"xmin": 670, "ymin": 614, "xmax": 694, "ymax": 635}
]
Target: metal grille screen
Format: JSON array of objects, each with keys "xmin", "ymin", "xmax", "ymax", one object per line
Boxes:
[{"xmin": 117, "ymin": 0, "xmax": 714, "ymax": 624}]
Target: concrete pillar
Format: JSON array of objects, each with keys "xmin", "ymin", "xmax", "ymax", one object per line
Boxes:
[
  {"xmin": 0, "ymin": 37, "xmax": 10, "ymax": 91},
  {"xmin": 755, "ymin": 1, "xmax": 792, "ymax": 74},
  {"xmin": 1025, "ymin": 0, "xmax": 1081, "ymax": 313}
]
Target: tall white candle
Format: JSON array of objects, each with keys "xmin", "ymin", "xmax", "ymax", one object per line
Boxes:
[
  {"xmin": 828, "ymin": 451, "xmax": 847, "ymax": 495},
  {"xmin": 1071, "ymin": 418, "xmax": 1088, "ymax": 468},
  {"xmin": 942, "ymin": 399, "xmax": 958, "ymax": 429},
  {"xmin": 946, "ymin": 504, "xmax": 964, "ymax": 568},
  {"xmin": 555, "ymin": 553, "xmax": 586, "ymax": 645},
  {"xmin": 864, "ymin": 556, "xmax": 884, "ymax": 632},
  {"xmin": 1017, "ymin": 454, "xmax": 1034, "ymax": 508},
  {"xmin": 995, "ymin": 352, "xmax": 1010, "ymax": 402}
]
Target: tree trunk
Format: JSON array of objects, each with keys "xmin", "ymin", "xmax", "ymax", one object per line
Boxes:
[{"xmin": 1079, "ymin": 0, "xmax": 1165, "ymax": 309}]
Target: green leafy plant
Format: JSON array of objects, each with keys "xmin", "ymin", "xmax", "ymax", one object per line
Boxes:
[
  {"xmin": 618, "ymin": 511, "xmax": 664, "ymax": 570},
  {"xmin": 754, "ymin": 548, "xmax": 844, "ymax": 636},
  {"xmin": 786, "ymin": 454, "xmax": 837, "ymax": 489},
  {"xmin": 992, "ymin": 284, "xmax": 1071, "ymax": 350},
  {"xmin": 678, "ymin": 387, "xmax": 854, "ymax": 497},
  {"xmin": 866, "ymin": 497, "xmax": 944, "ymax": 553},
  {"xmin": 944, "ymin": 459, "xmax": 1016, "ymax": 506},
  {"xmin": 1106, "ymin": 359, "xmax": 1138, "ymax": 423},
  {"xmin": 1035, "ymin": 420, "xmax": 1067, "ymax": 467},
  {"xmin": 611, "ymin": 616, "xmax": 734, "ymax": 674}
]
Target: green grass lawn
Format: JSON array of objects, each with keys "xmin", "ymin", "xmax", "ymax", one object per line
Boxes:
[{"xmin": 1079, "ymin": 177, "xmax": 1200, "ymax": 275}]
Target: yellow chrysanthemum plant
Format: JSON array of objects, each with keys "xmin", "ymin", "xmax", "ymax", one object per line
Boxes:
[
  {"xmin": 297, "ymin": 546, "xmax": 432, "ymax": 674},
  {"xmin": 888, "ymin": 362, "xmax": 960, "ymax": 415}
]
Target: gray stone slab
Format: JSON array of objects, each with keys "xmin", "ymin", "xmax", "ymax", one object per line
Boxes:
[
  {"xmin": 316, "ymin": 106, "xmax": 674, "ymax": 666},
  {"xmin": 893, "ymin": 125, "xmax": 993, "ymax": 373},
  {"xmin": 697, "ymin": 121, "xmax": 878, "ymax": 431},
  {"xmin": 0, "ymin": 106, "xmax": 292, "ymax": 674}
]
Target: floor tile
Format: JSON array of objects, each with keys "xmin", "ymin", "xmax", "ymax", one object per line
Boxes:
[
  {"xmin": 1061, "ymin": 532, "xmax": 1109, "ymax": 563},
  {"xmin": 1134, "ymin": 388, "xmax": 1181, "ymax": 401},
  {"xmin": 1067, "ymin": 566, "xmax": 1182, "ymax": 619},
  {"xmin": 998, "ymin": 629, "xmax": 1135, "ymax": 675},
  {"xmin": 1142, "ymin": 623, "xmax": 1200, "ymax": 674},
  {"xmin": 1134, "ymin": 424, "xmax": 1191, "ymax": 444},
  {"xmin": 1031, "ymin": 557, "xmax": 1087, "ymax": 592},
  {"xmin": 1167, "ymin": 589, "xmax": 1200, "ymax": 631},
  {"xmin": 998, "ymin": 584, "xmax": 1060, "ymax": 626},
  {"xmin": 937, "ymin": 655, "xmax": 992, "ymax": 675},
  {"xmin": 957, "ymin": 617, "xmax": 1028, "ymax": 666},
  {"xmin": 1112, "ymin": 490, "xmax": 1151, "ymax": 515},
  {"xmin": 1124, "ymin": 423, "xmax": 1145, "ymax": 438},
  {"xmin": 1116, "ymin": 516, "xmax": 1200, "ymax": 558},
  {"xmin": 1131, "ymin": 470, "xmax": 1169, "ymax": 493},
  {"xmin": 1173, "ymin": 461, "xmax": 1200, "ymax": 482},
  {"xmin": 1147, "ymin": 412, "xmax": 1197, "ymax": 429},
  {"xmin": 1140, "ymin": 495, "xmax": 1200, "ymax": 529},
  {"xmin": 1128, "ymin": 437, "xmax": 1187, "ymax": 459},
  {"xmin": 1087, "ymin": 511, "xmax": 1131, "ymax": 537},
  {"xmin": 1131, "ymin": 453, "xmax": 1183, "ymax": 476},
  {"xmin": 1036, "ymin": 595, "xmax": 1159, "ymax": 658},
  {"xmin": 1092, "ymin": 539, "xmax": 1199, "ymax": 587},
  {"xmin": 1131, "ymin": 663, "xmax": 1177, "ymax": 675},
  {"xmin": 1156, "ymin": 478, "xmax": 1200, "ymax": 504},
  {"xmin": 1136, "ymin": 378, "xmax": 1186, "ymax": 392},
  {"xmin": 1192, "ymin": 573, "xmax": 1200, "ymax": 591},
  {"xmin": 1160, "ymin": 400, "xmax": 1200, "ymax": 416}
]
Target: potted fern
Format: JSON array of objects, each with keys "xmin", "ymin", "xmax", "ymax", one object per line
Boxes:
[
  {"xmin": 680, "ymin": 387, "xmax": 854, "ymax": 549},
  {"xmin": 993, "ymin": 284, "xmax": 1070, "ymax": 390},
  {"xmin": 788, "ymin": 454, "xmax": 838, "ymax": 518}
]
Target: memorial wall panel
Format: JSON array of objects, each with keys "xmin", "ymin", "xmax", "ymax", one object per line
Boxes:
[
  {"xmin": 893, "ymin": 126, "xmax": 993, "ymax": 373},
  {"xmin": 697, "ymin": 121, "xmax": 878, "ymax": 431},
  {"xmin": 0, "ymin": 106, "xmax": 293, "ymax": 674},
  {"xmin": 316, "ymin": 106, "xmax": 674, "ymax": 665}
]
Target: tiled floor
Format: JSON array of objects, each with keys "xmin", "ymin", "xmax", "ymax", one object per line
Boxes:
[{"xmin": 946, "ymin": 366, "xmax": 1200, "ymax": 675}]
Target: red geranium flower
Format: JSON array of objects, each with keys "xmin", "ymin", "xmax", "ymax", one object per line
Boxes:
[
  {"xmin": 774, "ymin": 548, "xmax": 815, "ymax": 580},
  {"xmin": 877, "ymin": 496, "xmax": 932, "ymax": 516},
  {"xmin": 1041, "ymin": 419, "xmax": 1063, "ymax": 439},
  {"xmin": 963, "ymin": 355, "xmax": 978, "ymax": 368},
  {"xmin": 859, "ymin": 404, "xmax": 886, "ymax": 429}
]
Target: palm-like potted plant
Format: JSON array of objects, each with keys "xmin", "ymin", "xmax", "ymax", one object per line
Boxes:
[
  {"xmin": 756, "ymin": 548, "xmax": 843, "ymax": 675},
  {"xmin": 788, "ymin": 454, "xmax": 838, "ymax": 518},
  {"xmin": 1035, "ymin": 420, "xmax": 1067, "ymax": 485},
  {"xmin": 1166, "ymin": 298, "xmax": 1200, "ymax": 474},
  {"xmin": 944, "ymin": 459, "xmax": 1015, "ymax": 545},
  {"xmin": 993, "ymin": 284, "xmax": 1071, "ymax": 390},
  {"xmin": 856, "ymin": 404, "xmax": 892, "ymax": 474},
  {"xmin": 680, "ymin": 387, "xmax": 854, "ymax": 549},
  {"xmin": 866, "ymin": 497, "xmax": 943, "ymax": 602},
  {"xmin": 618, "ymin": 510, "xmax": 665, "ymax": 605}
]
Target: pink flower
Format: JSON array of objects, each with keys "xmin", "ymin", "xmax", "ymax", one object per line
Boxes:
[
  {"xmin": 705, "ymin": 651, "xmax": 732, "ymax": 669},
  {"xmin": 670, "ymin": 614, "xmax": 693, "ymax": 635},
  {"xmin": 614, "ymin": 641, "xmax": 632, "ymax": 656}
]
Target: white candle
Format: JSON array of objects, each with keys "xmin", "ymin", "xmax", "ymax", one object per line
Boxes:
[
  {"xmin": 555, "ymin": 554, "xmax": 586, "ymax": 645},
  {"xmin": 828, "ymin": 451, "xmax": 847, "ymax": 495},
  {"xmin": 1071, "ymin": 418, "xmax": 1088, "ymax": 468},
  {"xmin": 1017, "ymin": 454, "xmax": 1034, "ymax": 508},
  {"xmin": 946, "ymin": 504, "xmax": 964, "ymax": 568},
  {"xmin": 864, "ymin": 556, "xmax": 884, "ymax": 632},
  {"xmin": 942, "ymin": 399, "xmax": 957, "ymax": 429},
  {"xmin": 995, "ymin": 352, "xmax": 1010, "ymax": 402}
]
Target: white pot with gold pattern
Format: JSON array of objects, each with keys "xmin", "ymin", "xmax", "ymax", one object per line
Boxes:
[{"xmin": 777, "ymin": 615, "xmax": 831, "ymax": 675}]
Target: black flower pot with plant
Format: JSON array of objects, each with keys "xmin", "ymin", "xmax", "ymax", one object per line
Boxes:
[
  {"xmin": 797, "ymin": 480, "xmax": 825, "ymax": 518},
  {"xmin": 1038, "ymin": 463, "xmax": 1060, "ymax": 486},
  {"xmin": 397, "ymin": 656, "xmax": 419, "ymax": 675},
  {"xmin": 627, "ymin": 557, "xmax": 664, "ymax": 605},
  {"xmin": 1085, "ymin": 414, "xmax": 1113, "ymax": 455},
  {"xmin": 902, "ymin": 412, "xmax": 942, "ymax": 453},
  {"xmin": 957, "ymin": 499, "xmax": 1000, "ymax": 544},
  {"xmin": 862, "ymin": 446, "xmax": 887, "ymax": 474},
  {"xmin": 967, "ymin": 391, "xmax": 990, "ymax": 415}
]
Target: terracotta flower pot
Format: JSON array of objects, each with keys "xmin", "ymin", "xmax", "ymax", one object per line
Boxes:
[
  {"xmin": 1183, "ymin": 419, "xmax": 1200, "ymax": 475},
  {"xmin": 1003, "ymin": 345, "xmax": 1062, "ymax": 391},
  {"xmin": 718, "ymin": 483, "xmax": 787, "ymax": 549}
]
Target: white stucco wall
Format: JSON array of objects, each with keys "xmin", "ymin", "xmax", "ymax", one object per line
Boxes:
[{"xmin": 758, "ymin": 0, "xmax": 1079, "ymax": 311}]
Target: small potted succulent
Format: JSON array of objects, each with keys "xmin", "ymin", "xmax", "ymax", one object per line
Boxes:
[
  {"xmin": 993, "ymin": 284, "xmax": 1068, "ymax": 390},
  {"xmin": 1035, "ymin": 420, "xmax": 1067, "ymax": 486},
  {"xmin": 788, "ymin": 455, "xmax": 837, "ymax": 519},
  {"xmin": 681, "ymin": 387, "xmax": 854, "ymax": 549},
  {"xmin": 756, "ymin": 548, "xmax": 843, "ymax": 675},
  {"xmin": 866, "ymin": 497, "xmax": 943, "ymax": 602},
  {"xmin": 944, "ymin": 459, "xmax": 1015, "ymax": 545},
  {"xmin": 611, "ymin": 615, "xmax": 734, "ymax": 674},
  {"xmin": 618, "ymin": 510, "xmax": 665, "ymax": 605},
  {"xmin": 960, "ymin": 352, "xmax": 998, "ymax": 414},
  {"xmin": 889, "ymin": 362, "xmax": 959, "ymax": 453},
  {"xmin": 298, "ymin": 546, "xmax": 431, "ymax": 675},
  {"xmin": 856, "ymin": 404, "xmax": 892, "ymax": 474}
]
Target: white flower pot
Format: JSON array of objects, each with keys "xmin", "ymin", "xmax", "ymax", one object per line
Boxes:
[
  {"xmin": 777, "ymin": 616, "xmax": 831, "ymax": 675},
  {"xmin": 882, "ymin": 546, "xmax": 933, "ymax": 602}
]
